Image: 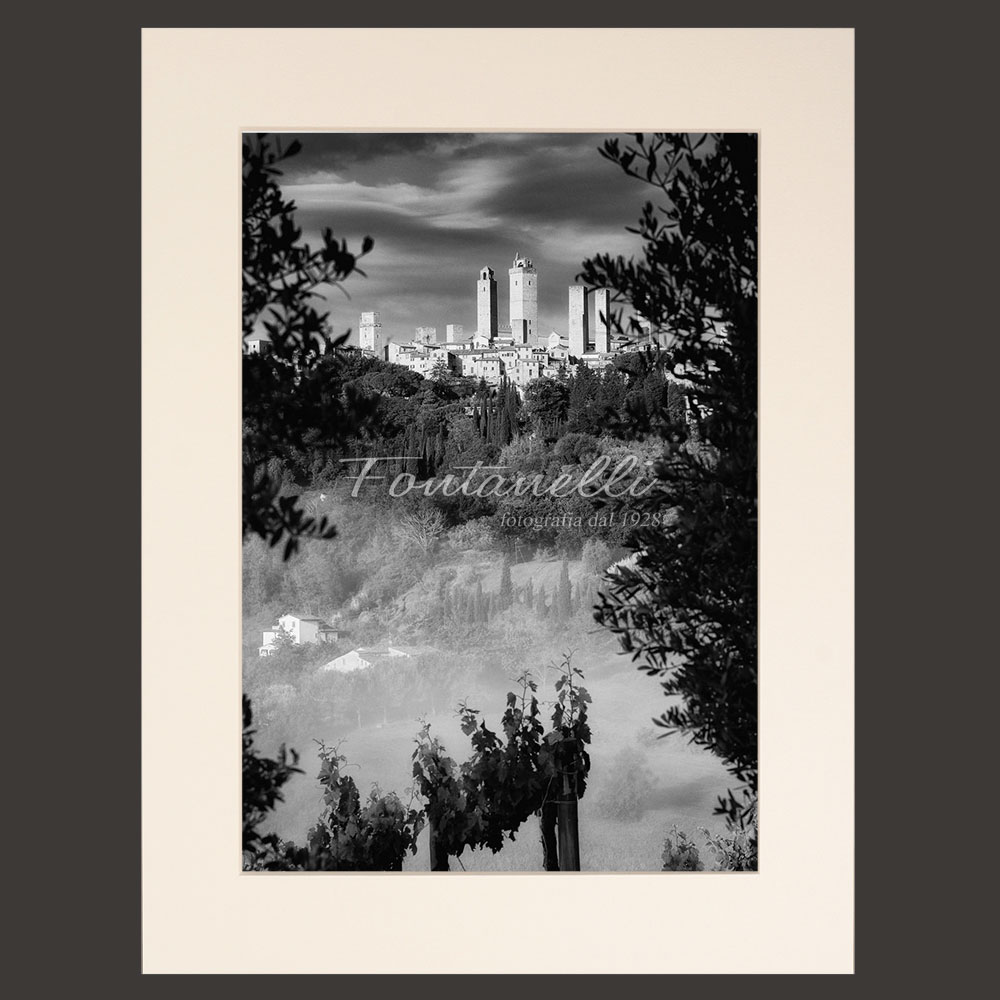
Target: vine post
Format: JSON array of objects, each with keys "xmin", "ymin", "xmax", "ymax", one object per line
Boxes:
[
  {"xmin": 428, "ymin": 819, "xmax": 450, "ymax": 871},
  {"xmin": 556, "ymin": 769, "xmax": 581, "ymax": 871},
  {"xmin": 540, "ymin": 801, "xmax": 559, "ymax": 871}
]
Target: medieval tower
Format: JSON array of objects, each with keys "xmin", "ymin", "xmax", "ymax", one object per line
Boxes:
[
  {"xmin": 593, "ymin": 288, "xmax": 611, "ymax": 353},
  {"xmin": 508, "ymin": 253, "xmax": 538, "ymax": 344},
  {"xmin": 568, "ymin": 285, "xmax": 590, "ymax": 357},
  {"xmin": 359, "ymin": 311, "xmax": 382, "ymax": 354},
  {"xmin": 477, "ymin": 266, "xmax": 498, "ymax": 341}
]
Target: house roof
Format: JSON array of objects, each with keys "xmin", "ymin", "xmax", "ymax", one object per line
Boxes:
[
  {"xmin": 321, "ymin": 647, "xmax": 388, "ymax": 671},
  {"xmin": 320, "ymin": 644, "xmax": 440, "ymax": 672},
  {"xmin": 282, "ymin": 613, "xmax": 336, "ymax": 628},
  {"xmin": 267, "ymin": 614, "xmax": 337, "ymax": 635},
  {"xmin": 388, "ymin": 644, "xmax": 441, "ymax": 657}
]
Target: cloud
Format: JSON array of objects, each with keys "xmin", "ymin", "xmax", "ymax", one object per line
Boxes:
[{"xmin": 268, "ymin": 132, "xmax": 648, "ymax": 344}]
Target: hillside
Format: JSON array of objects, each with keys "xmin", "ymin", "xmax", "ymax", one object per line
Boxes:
[{"xmin": 399, "ymin": 553, "xmax": 589, "ymax": 607}]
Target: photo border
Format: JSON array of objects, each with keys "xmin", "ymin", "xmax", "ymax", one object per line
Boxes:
[{"xmin": 143, "ymin": 26, "xmax": 852, "ymax": 973}]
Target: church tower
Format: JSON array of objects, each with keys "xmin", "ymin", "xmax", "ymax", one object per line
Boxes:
[
  {"xmin": 477, "ymin": 266, "xmax": 498, "ymax": 342},
  {"xmin": 508, "ymin": 253, "xmax": 538, "ymax": 344}
]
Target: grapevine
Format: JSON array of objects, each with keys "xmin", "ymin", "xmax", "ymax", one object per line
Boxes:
[{"xmin": 412, "ymin": 653, "xmax": 592, "ymax": 869}]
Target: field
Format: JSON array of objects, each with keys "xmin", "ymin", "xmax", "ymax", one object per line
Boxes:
[{"xmin": 262, "ymin": 653, "xmax": 734, "ymax": 871}]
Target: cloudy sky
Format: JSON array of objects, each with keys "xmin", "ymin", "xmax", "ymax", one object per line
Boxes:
[{"xmin": 267, "ymin": 132, "xmax": 649, "ymax": 346}]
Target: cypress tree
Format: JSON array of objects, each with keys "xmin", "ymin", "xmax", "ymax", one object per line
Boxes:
[
  {"xmin": 405, "ymin": 426, "xmax": 420, "ymax": 475},
  {"xmin": 536, "ymin": 583, "xmax": 548, "ymax": 618},
  {"xmin": 499, "ymin": 403, "xmax": 511, "ymax": 445},
  {"xmin": 435, "ymin": 428, "xmax": 447, "ymax": 471},
  {"xmin": 499, "ymin": 556, "xmax": 513, "ymax": 609},
  {"xmin": 423, "ymin": 430, "xmax": 434, "ymax": 473},
  {"xmin": 557, "ymin": 559, "xmax": 572, "ymax": 621}
]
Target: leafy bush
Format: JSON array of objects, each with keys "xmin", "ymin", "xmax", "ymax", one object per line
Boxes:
[
  {"xmin": 707, "ymin": 797, "xmax": 758, "ymax": 871},
  {"xmin": 295, "ymin": 743, "xmax": 424, "ymax": 871},
  {"xmin": 447, "ymin": 517, "xmax": 495, "ymax": 552},
  {"xmin": 661, "ymin": 824, "xmax": 704, "ymax": 871},
  {"xmin": 703, "ymin": 825, "xmax": 757, "ymax": 871},
  {"xmin": 661, "ymin": 818, "xmax": 758, "ymax": 872}
]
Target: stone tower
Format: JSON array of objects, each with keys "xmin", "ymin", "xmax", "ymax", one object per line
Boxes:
[
  {"xmin": 477, "ymin": 266, "xmax": 498, "ymax": 342},
  {"xmin": 593, "ymin": 288, "xmax": 611, "ymax": 353},
  {"xmin": 568, "ymin": 285, "xmax": 590, "ymax": 357},
  {"xmin": 508, "ymin": 253, "xmax": 538, "ymax": 344},
  {"xmin": 359, "ymin": 311, "xmax": 382, "ymax": 354}
]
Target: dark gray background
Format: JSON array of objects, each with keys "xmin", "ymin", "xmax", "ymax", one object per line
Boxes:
[{"xmin": 12, "ymin": 0, "xmax": 990, "ymax": 988}]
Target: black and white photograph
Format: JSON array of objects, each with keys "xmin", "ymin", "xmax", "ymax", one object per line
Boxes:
[{"xmin": 241, "ymin": 131, "xmax": 758, "ymax": 873}]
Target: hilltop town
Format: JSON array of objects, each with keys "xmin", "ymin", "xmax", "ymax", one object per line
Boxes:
[{"xmin": 245, "ymin": 252, "xmax": 660, "ymax": 390}]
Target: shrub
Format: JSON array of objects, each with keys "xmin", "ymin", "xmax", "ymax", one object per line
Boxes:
[
  {"xmin": 661, "ymin": 818, "xmax": 758, "ymax": 872},
  {"xmin": 702, "ymin": 821, "xmax": 758, "ymax": 871},
  {"xmin": 661, "ymin": 824, "xmax": 704, "ymax": 871},
  {"xmin": 447, "ymin": 517, "xmax": 495, "ymax": 552},
  {"xmin": 582, "ymin": 537, "xmax": 614, "ymax": 576}
]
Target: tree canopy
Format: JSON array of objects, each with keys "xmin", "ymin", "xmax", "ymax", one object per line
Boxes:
[
  {"xmin": 242, "ymin": 133, "xmax": 376, "ymax": 558},
  {"xmin": 579, "ymin": 133, "xmax": 758, "ymax": 830}
]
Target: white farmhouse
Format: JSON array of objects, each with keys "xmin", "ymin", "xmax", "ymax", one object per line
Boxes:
[
  {"xmin": 244, "ymin": 334, "xmax": 271, "ymax": 356},
  {"xmin": 259, "ymin": 613, "xmax": 339, "ymax": 656}
]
